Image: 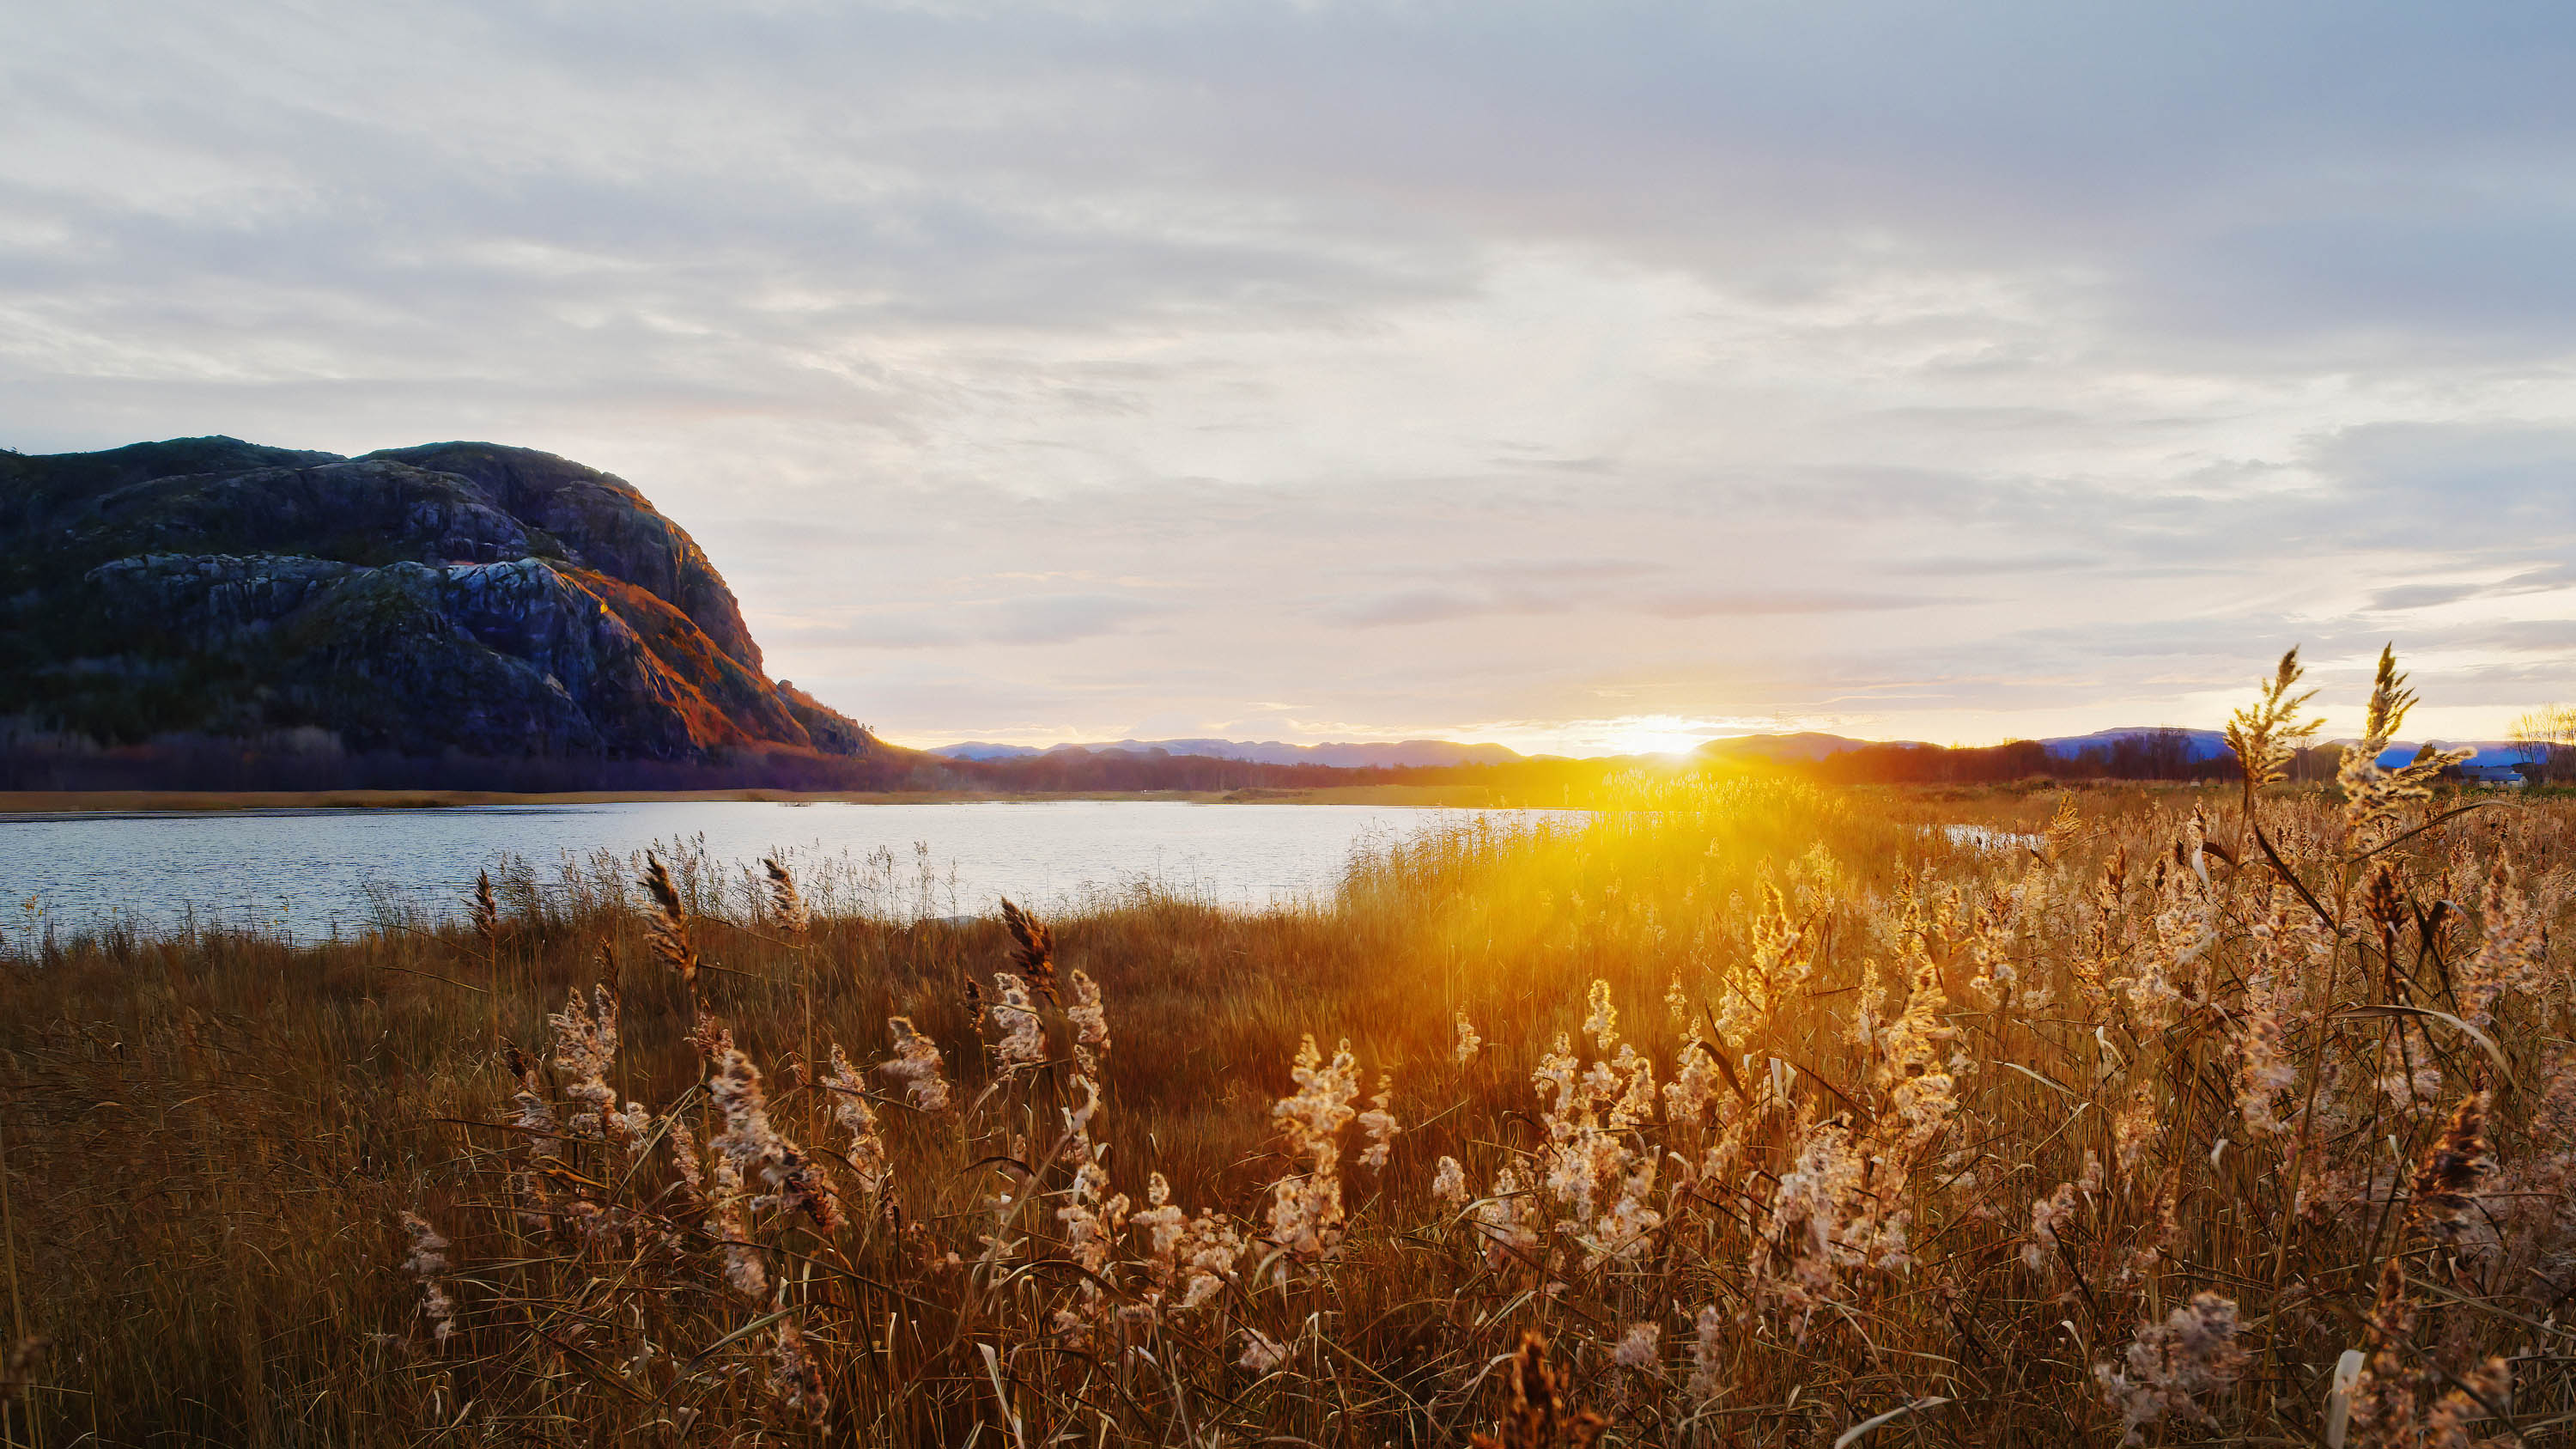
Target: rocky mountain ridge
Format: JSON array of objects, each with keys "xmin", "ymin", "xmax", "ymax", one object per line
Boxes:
[{"xmin": 2, "ymin": 436, "xmax": 878, "ymax": 763}]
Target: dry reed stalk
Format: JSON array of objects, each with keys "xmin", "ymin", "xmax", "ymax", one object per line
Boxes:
[
  {"xmin": 639, "ymin": 849, "xmax": 705, "ymax": 1035},
  {"xmin": 766, "ymin": 854, "xmax": 818, "ymax": 1137},
  {"xmin": 472, "ymin": 868, "xmax": 500, "ymax": 1056},
  {"xmin": 0, "ymin": 1111, "xmax": 29, "ymax": 1449},
  {"xmin": 0, "ymin": 1336, "xmax": 49, "ymax": 1449}
]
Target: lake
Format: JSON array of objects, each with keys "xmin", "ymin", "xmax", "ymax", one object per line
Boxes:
[{"xmin": 0, "ymin": 800, "xmax": 1581, "ymax": 944}]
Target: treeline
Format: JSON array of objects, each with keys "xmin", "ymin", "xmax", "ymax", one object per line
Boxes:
[
  {"xmin": 1795, "ymin": 739, "xmax": 2215, "ymax": 785},
  {"xmin": 1787, "ymin": 736, "xmax": 2355, "ymax": 787}
]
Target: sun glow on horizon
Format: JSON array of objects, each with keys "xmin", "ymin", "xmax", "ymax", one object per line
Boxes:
[{"xmin": 1586, "ymin": 717, "xmax": 1741, "ymax": 758}]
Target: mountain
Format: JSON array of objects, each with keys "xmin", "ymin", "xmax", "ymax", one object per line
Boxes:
[
  {"xmin": 930, "ymin": 742, "xmax": 1054, "ymax": 761},
  {"xmin": 0, "ymin": 436, "xmax": 881, "ymax": 763},
  {"xmin": 2037, "ymin": 727, "xmax": 2233, "ymax": 762},
  {"xmin": 2033, "ymin": 728, "xmax": 2527, "ymax": 769},
  {"xmin": 927, "ymin": 738, "xmax": 1525, "ymax": 767},
  {"xmin": 2359, "ymin": 739, "xmax": 2522, "ymax": 767},
  {"xmin": 1695, "ymin": 732, "xmax": 1891, "ymax": 762}
]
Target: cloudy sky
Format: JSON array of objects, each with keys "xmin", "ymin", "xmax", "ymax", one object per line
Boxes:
[{"xmin": 11, "ymin": 2, "xmax": 2576, "ymax": 752}]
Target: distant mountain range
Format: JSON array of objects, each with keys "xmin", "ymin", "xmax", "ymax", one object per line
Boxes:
[
  {"xmin": 935, "ymin": 728, "xmax": 2535, "ymax": 771},
  {"xmin": 929, "ymin": 738, "xmax": 1526, "ymax": 768}
]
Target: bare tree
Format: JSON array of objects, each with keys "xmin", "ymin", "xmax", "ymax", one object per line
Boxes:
[{"xmin": 2508, "ymin": 704, "xmax": 2576, "ymax": 783}]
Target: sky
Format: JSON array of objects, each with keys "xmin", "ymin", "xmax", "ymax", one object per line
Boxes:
[{"xmin": 10, "ymin": 2, "xmax": 2576, "ymax": 755}]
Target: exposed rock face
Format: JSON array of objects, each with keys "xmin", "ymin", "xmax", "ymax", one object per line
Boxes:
[
  {"xmin": 1, "ymin": 436, "xmax": 877, "ymax": 761},
  {"xmin": 364, "ymin": 442, "xmax": 767, "ymax": 671}
]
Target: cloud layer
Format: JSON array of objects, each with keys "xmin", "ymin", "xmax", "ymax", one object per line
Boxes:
[{"xmin": 11, "ymin": 1, "xmax": 2576, "ymax": 748}]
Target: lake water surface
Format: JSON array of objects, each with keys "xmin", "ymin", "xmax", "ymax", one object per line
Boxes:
[{"xmin": 1, "ymin": 800, "xmax": 1580, "ymax": 943}]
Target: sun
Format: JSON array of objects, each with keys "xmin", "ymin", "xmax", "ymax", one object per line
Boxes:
[{"xmin": 1594, "ymin": 716, "xmax": 1722, "ymax": 758}]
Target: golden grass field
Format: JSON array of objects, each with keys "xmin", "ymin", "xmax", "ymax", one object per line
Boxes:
[{"xmin": 2, "ymin": 655, "xmax": 2571, "ymax": 1447}]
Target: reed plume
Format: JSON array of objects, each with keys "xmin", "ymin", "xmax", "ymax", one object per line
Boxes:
[
  {"xmin": 2346, "ymin": 1257, "xmax": 2517, "ymax": 1447},
  {"xmin": 396, "ymin": 1214, "xmax": 457, "ymax": 1348},
  {"xmin": 879, "ymin": 1015, "xmax": 952, "ymax": 1111},
  {"xmin": 1471, "ymin": 1332, "xmax": 1606, "ymax": 1449},
  {"xmin": 999, "ymin": 897, "xmax": 1057, "ymax": 1002},
  {"xmin": 1454, "ymin": 1008, "xmax": 1483, "ymax": 1064},
  {"xmin": 2223, "ymin": 646, "xmax": 2322, "ymax": 799},
  {"xmin": 1268, "ymin": 1034, "xmax": 1360, "ymax": 1263},
  {"xmin": 2341, "ymin": 645, "xmax": 2472, "ymax": 843},
  {"xmin": 762, "ymin": 853, "xmax": 811, "ymax": 937},
  {"xmin": 710, "ymin": 1047, "xmax": 843, "ymax": 1233},
  {"xmin": 2409, "ymin": 1089, "xmax": 2495, "ymax": 1247},
  {"xmin": 640, "ymin": 849, "xmax": 702, "ymax": 996},
  {"xmin": 470, "ymin": 868, "xmax": 499, "ymax": 949},
  {"xmin": 2093, "ymin": 1293, "xmax": 2247, "ymax": 1444}
]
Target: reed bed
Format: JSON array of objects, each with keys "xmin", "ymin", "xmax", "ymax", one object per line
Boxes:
[{"xmin": 4, "ymin": 652, "xmax": 2575, "ymax": 1446}]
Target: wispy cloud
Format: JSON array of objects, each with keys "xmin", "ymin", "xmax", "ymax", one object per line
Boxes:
[
  {"xmin": 1884, "ymin": 552, "xmax": 2099, "ymax": 578},
  {"xmin": 1641, "ymin": 590, "xmax": 1947, "ymax": 618},
  {"xmin": 1326, "ymin": 588, "xmax": 1492, "ymax": 628},
  {"xmin": 2366, "ymin": 564, "xmax": 2576, "ymax": 612}
]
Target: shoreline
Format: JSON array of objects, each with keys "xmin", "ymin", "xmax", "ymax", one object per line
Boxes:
[{"xmin": 0, "ymin": 783, "xmax": 1522, "ymax": 813}]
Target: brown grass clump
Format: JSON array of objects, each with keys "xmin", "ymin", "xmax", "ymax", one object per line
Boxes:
[{"xmin": 6, "ymin": 649, "xmax": 2576, "ymax": 1444}]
